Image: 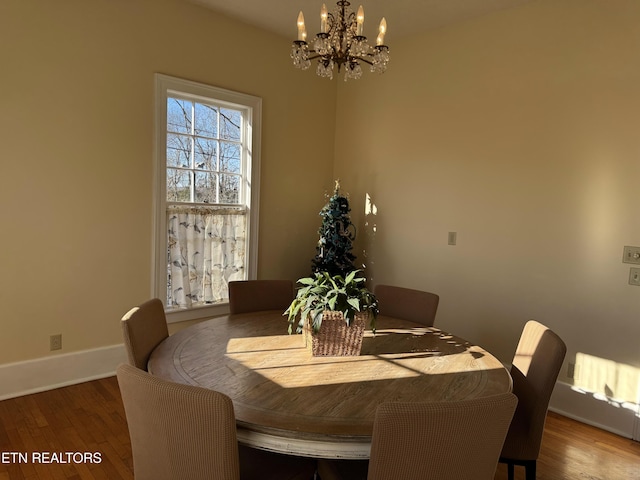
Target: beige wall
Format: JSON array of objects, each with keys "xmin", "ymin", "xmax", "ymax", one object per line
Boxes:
[
  {"xmin": 0, "ymin": 0, "xmax": 336, "ymax": 364},
  {"xmin": 334, "ymin": 0, "xmax": 640, "ymax": 402}
]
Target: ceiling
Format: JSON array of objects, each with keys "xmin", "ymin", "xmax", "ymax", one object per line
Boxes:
[{"xmin": 184, "ymin": 0, "xmax": 534, "ymax": 40}]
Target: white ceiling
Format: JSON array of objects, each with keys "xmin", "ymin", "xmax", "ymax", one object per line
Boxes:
[{"xmin": 184, "ymin": 0, "xmax": 534, "ymax": 40}]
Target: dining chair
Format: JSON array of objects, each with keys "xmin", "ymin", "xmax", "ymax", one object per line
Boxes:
[
  {"xmin": 120, "ymin": 298, "xmax": 169, "ymax": 371},
  {"xmin": 317, "ymin": 393, "xmax": 518, "ymax": 480},
  {"xmin": 117, "ymin": 363, "xmax": 241, "ymax": 480},
  {"xmin": 117, "ymin": 364, "xmax": 318, "ymax": 480},
  {"xmin": 228, "ymin": 279, "xmax": 294, "ymax": 314},
  {"xmin": 499, "ymin": 320, "xmax": 567, "ymax": 480},
  {"xmin": 373, "ymin": 284, "xmax": 439, "ymax": 326}
]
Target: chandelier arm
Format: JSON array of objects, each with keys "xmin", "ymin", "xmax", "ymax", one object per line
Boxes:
[{"xmin": 326, "ymin": 12, "xmax": 336, "ymax": 31}]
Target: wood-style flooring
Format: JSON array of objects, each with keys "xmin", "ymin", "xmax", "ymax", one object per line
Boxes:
[{"xmin": 0, "ymin": 376, "xmax": 638, "ymax": 479}]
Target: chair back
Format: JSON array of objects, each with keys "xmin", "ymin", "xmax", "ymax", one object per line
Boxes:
[
  {"xmin": 121, "ymin": 298, "xmax": 169, "ymax": 371},
  {"xmin": 501, "ymin": 320, "xmax": 567, "ymax": 461},
  {"xmin": 116, "ymin": 364, "xmax": 240, "ymax": 480},
  {"xmin": 228, "ymin": 280, "xmax": 294, "ymax": 314},
  {"xmin": 368, "ymin": 393, "xmax": 518, "ymax": 480},
  {"xmin": 374, "ymin": 284, "xmax": 439, "ymax": 326}
]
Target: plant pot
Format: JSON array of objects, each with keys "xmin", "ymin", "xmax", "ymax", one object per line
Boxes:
[{"xmin": 304, "ymin": 310, "xmax": 367, "ymax": 356}]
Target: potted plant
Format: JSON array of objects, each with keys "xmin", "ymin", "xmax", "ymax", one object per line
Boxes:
[
  {"xmin": 285, "ymin": 270, "xmax": 378, "ymax": 356},
  {"xmin": 285, "ymin": 181, "xmax": 377, "ymax": 356}
]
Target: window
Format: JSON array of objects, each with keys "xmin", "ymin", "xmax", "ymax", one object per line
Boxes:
[{"xmin": 153, "ymin": 74, "xmax": 261, "ymax": 322}]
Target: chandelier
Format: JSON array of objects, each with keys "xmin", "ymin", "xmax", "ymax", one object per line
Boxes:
[{"xmin": 291, "ymin": 1, "xmax": 390, "ymax": 81}]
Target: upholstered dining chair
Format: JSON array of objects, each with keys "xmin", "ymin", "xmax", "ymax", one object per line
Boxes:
[
  {"xmin": 228, "ymin": 279, "xmax": 294, "ymax": 314},
  {"xmin": 373, "ymin": 284, "xmax": 439, "ymax": 326},
  {"xmin": 117, "ymin": 364, "xmax": 317, "ymax": 480},
  {"xmin": 117, "ymin": 363, "xmax": 241, "ymax": 480},
  {"xmin": 499, "ymin": 320, "xmax": 567, "ymax": 480},
  {"xmin": 120, "ymin": 298, "xmax": 169, "ymax": 371},
  {"xmin": 317, "ymin": 393, "xmax": 518, "ymax": 480}
]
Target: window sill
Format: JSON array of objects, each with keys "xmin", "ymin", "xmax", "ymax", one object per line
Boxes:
[{"xmin": 165, "ymin": 303, "xmax": 230, "ymax": 324}]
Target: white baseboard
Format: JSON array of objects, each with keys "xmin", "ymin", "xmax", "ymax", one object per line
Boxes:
[
  {"xmin": 550, "ymin": 381, "xmax": 639, "ymax": 440},
  {"xmin": 0, "ymin": 344, "xmax": 128, "ymax": 401}
]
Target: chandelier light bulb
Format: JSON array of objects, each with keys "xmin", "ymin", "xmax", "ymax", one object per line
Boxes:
[
  {"xmin": 376, "ymin": 17, "xmax": 387, "ymax": 45},
  {"xmin": 320, "ymin": 4, "xmax": 328, "ymax": 33},
  {"xmin": 356, "ymin": 6, "xmax": 365, "ymax": 36},
  {"xmin": 297, "ymin": 11, "xmax": 306, "ymax": 41}
]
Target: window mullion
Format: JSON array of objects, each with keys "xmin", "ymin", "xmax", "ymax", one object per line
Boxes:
[
  {"xmin": 215, "ymin": 108, "xmax": 220, "ymax": 204},
  {"xmin": 190, "ymin": 101, "xmax": 196, "ymax": 203}
]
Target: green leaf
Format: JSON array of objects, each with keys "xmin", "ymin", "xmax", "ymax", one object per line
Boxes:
[
  {"xmin": 312, "ymin": 310, "xmax": 323, "ymax": 332},
  {"xmin": 296, "ymin": 316, "xmax": 305, "ymax": 333},
  {"xmin": 345, "ymin": 270, "xmax": 357, "ymax": 284},
  {"xmin": 347, "ymin": 297, "xmax": 360, "ymax": 311},
  {"xmin": 328, "ymin": 296, "xmax": 337, "ymax": 310}
]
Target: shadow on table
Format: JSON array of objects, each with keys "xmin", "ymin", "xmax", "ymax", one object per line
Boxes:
[{"xmin": 361, "ymin": 329, "xmax": 480, "ymax": 358}]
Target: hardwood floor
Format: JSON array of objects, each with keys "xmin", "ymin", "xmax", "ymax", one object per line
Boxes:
[
  {"xmin": 494, "ymin": 411, "xmax": 640, "ymax": 480},
  {"xmin": 0, "ymin": 377, "xmax": 638, "ymax": 480},
  {"xmin": 0, "ymin": 377, "xmax": 132, "ymax": 480}
]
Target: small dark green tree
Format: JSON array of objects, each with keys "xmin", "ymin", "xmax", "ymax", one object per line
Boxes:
[{"xmin": 311, "ymin": 181, "xmax": 357, "ymax": 277}]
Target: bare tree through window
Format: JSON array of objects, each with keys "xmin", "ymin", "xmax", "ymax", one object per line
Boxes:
[{"xmin": 166, "ymin": 98, "xmax": 243, "ymax": 205}]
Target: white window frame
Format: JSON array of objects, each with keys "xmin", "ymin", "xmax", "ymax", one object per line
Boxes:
[{"xmin": 153, "ymin": 74, "xmax": 261, "ymax": 323}]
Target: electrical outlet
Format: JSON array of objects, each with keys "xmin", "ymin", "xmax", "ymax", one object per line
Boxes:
[
  {"xmin": 622, "ymin": 246, "xmax": 640, "ymax": 264},
  {"xmin": 629, "ymin": 268, "xmax": 640, "ymax": 286},
  {"xmin": 50, "ymin": 334, "xmax": 62, "ymax": 351},
  {"xmin": 448, "ymin": 232, "xmax": 457, "ymax": 246}
]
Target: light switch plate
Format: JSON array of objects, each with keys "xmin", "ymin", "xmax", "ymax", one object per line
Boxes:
[
  {"xmin": 629, "ymin": 268, "xmax": 640, "ymax": 286},
  {"xmin": 622, "ymin": 246, "xmax": 640, "ymax": 264}
]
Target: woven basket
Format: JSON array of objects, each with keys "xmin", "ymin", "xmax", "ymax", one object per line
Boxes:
[{"xmin": 305, "ymin": 310, "xmax": 367, "ymax": 356}]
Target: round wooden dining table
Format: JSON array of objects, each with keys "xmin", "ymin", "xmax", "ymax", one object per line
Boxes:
[{"xmin": 147, "ymin": 310, "xmax": 512, "ymax": 459}]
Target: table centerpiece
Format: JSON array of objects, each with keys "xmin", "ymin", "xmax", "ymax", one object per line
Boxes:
[{"xmin": 285, "ymin": 181, "xmax": 377, "ymax": 356}]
